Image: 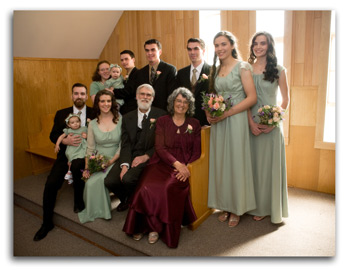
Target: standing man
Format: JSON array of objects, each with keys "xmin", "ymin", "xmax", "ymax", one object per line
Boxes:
[
  {"xmin": 33, "ymin": 83, "xmax": 95, "ymax": 241},
  {"xmin": 176, "ymin": 38, "xmax": 211, "ymax": 126},
  {"xmin": 114, "ymin": 50, "xmax": 139, "ymax": 115},
  {"xmin": 134, "ymin": 39, "xmax": 177, "ymax": 111},
  {"xmin": 104, "ymin": 84, "xmax": 166, "ymax": 211}
]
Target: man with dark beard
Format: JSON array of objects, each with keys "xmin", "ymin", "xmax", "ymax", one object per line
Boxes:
[
  {"xmin": 33, "ymin": 83, "xmax": 95, "ymax": 241},
  {"xmin": 104, "ymin": 84, "xmax": 166, "ymax": 212}
]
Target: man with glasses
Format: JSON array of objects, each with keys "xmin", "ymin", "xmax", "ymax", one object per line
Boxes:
[{"xmin": 104, "ymin": 84, "xmax": 166, "ymax": 212}]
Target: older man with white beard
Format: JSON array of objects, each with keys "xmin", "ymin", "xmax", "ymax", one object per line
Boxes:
[{"xmin": 104, "ymin": 84, "xmax": 166, "ymax": 212}]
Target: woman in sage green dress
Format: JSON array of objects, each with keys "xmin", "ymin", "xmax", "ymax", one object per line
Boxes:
[
  {"xmin": 90, "ymin": 60, "xmax": 111, "ymax": 104},
  {"xmin": 79, "ymin": 90, "xmax": 122, "ymax": 223},
  {"xmin": 206, "ymin": 31, "xmax": 257, "ymax": 227},
  {"xmin": 247, "ymin": 32, "xmax": 289, "ymax": 224}
]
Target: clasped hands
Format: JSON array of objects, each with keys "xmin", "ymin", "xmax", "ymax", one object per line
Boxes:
[
  {"xmin": 173, "ymin": 161, "xmax": 190, "ymax": 182},
  {"xmin": 249, "ymin": 121, "xmax": 275, "ymax": 136}
]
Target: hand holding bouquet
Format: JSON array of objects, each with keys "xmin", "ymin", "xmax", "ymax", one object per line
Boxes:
[
  {"xmin": 256, "ymin": 105, "xmax": 285, "ymax": 127},
  {"xmin": 81, "ymin": 151, "xmax": 109, "ymax": 182},
  {"xmin": 201, "ymin": 92, "xmax": 233, "ymax": 117}
]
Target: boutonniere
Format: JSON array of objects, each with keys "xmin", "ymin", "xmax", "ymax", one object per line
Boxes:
[
  {"xmin": 198, "ymin": 74, "xmax": 209, "ymax": 83},
  {"xmin": 155, "ymin": 71, "xmax": 162, "ymax": 79},
  {"xmin": 86, "ymin": 118, "xmax": 91, "ymax": 126},
  {"xmin": 124, "ymin": 74, "xmax": 129, "ymax": 83},
  {"xmin": 185, "ymin": 124, "xmax": 193, "ymax": 134},
  {"xmin": 150, "ymin": 118, "xmax": 156, "ymax": 129}
]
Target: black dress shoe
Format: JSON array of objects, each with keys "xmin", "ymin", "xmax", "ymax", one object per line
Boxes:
[
  {"xmin": 116, "ymin": 199, "xmax": 129, "ymax": 212},
  {"xmin": 33, "ymin": 224, "xmax": 54, "ymax": 241},
  {"xmin": 74, "ymin": 205, "xmax": 84, "ymax": 213}
]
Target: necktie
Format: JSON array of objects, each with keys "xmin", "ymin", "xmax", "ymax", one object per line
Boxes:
[
  {"xmin": 191, "ymin": 68, "xmax": 197, "ymax": 86},
  {"xmin": 141, "ymin": 113, "xmax": 147, "ymax": 128},
  {"xmin": 77, "ymin": 111, "xmax": 82, "ymax": 117},
  {"xmin": 150, "ymin": 67, "xmax": 156, "ymax": 85}
]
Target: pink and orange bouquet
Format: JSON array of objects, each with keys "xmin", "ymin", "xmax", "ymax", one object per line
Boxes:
[
  {"xmin": 256, "ymin": 105, "xmax": 285, "ymax": 127},
  {"xmin": 201, "ymin": 92, "xmax": 233, "ymax": 117},
  {"xmin": 81, "ymin": 151, "xmax": 109, "ymax": 182}
]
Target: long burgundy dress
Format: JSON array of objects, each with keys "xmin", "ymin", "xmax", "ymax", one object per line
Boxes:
[{"xmin": 123, "ymin": 114, "xmax": 201, "ymax": 248}]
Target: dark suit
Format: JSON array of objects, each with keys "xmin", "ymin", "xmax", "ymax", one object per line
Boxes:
[
  {"xmin": 135, "ymin": 60, "xmax": 177, "ymax": 111},
  {"xmin": 113, "ymin": 67, "xmax": 138, "ymax": 115},
  {"xmin": 42, "ymin": 106, "xmax": 95, "ymax": 226},
  {"xmin": 176, "ymin": 62, "xmax": 211, "ymax": 126},
  {"xmin": 104, "ymin": 106, "xmax": 166, "ymax": 202}
]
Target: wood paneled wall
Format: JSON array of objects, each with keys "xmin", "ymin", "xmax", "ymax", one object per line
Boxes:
[
  {"xmin": 99, "ymin": 11, "xmax": 199, "ymax": 73},
  {"xmin": 284, "ymin": 11, "xmax": 335, "ymax": 194},
  {"xmin": 13, "ymin": 58, "xmax": 98, "ymax": 180}
]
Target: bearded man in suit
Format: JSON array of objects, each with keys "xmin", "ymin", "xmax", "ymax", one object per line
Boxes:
[
  {"xmin": 104, "ymin": 83, "xmax": 166, "ymax": 211},
  {"xmin": 34, "ymin": 83, "xmax": 95, "ymax": 241},
  {"xmin": 176, "ymin": 38, "xmax": 211, "ymax": 126}
]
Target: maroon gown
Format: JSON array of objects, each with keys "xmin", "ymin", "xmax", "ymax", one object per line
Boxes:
[{"xmin": 122, "ymin": 115, "xmax": 201, "ymax": 248}]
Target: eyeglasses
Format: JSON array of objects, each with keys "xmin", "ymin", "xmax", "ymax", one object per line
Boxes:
[{"xmin": 175, "ymin": 99, "xmax": 189, "ymax": 105}]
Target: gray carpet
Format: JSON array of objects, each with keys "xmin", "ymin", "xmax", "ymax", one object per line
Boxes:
[{"xmin": 13, "ymin": 172, "xmax": 335, "ymax": 257}]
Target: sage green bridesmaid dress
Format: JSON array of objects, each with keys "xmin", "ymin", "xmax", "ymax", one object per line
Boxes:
[{"xmin": 208, "ymin": 61, "xmax": 256, "ymax": 215}]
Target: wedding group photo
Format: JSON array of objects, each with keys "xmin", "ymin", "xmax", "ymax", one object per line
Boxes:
[{"xmin": 12, "ymin": 9, "xmax": 336, "ymax": 262}]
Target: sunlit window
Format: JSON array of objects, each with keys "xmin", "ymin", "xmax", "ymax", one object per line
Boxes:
[
  {"xmin": 199, "ymin": 10, "xmax": 221, "ymax": 66},
  {"xmin": 256, "ymin": 11, "xmax": 285, "ymax": 105},
  {"xmin": 323, "ymin": 11, "xmax": 335, "ymax": 143}
]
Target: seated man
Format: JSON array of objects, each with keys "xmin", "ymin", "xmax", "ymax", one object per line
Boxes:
[
  {"xmin": 104, "ymin": 83, "xmax": 166, "ymax": 211},
  {"xmin": 34, "ymin": 83, "xmax": 95, "ymax": 241}
]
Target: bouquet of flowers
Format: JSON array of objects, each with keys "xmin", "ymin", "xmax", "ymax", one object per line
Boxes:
[
  {"xmin": 81, "ymin": 151, "xmax": 109, "ymax": 182},
  {"xmin": 201, "ymin": 92, "xmax": 233, "ymax": 117},
  {"xmin": 256, "ymin": 105, "xmax": 285, "ymax": 127}
]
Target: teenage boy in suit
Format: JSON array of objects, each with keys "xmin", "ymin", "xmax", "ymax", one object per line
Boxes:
[
  {"xmin": 104, "ymin": 83, "xmax": 166, "ymax": 211},
  {"xmin": 176, "ymin": 38, "xmax": 211, "ymax": 126},
  {"xmin": 33, "ymin": 83, "xmax": 95, "ymax": 241},
  {"xmin": 113, "ymin": 50, "xmax": 139, "ymax": 115},
  {"xmin": 133, "ymin": 39, "xmax": 177, "ymax": 111}
]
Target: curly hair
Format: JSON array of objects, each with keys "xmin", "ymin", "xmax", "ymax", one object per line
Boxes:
[
  {"xmin": 208, "ymin": 31, "xmax": 242, "ymax": 93},
  {"xmin": 93, "ymin": 90, "xmax": 119, "ymax": 124},
  {"xmin": 91, "ymin": 60, "xmax": 110, "ymax": 82},
  {"xmin": 248, "ymin": 31, "xmax": 279, "ymax": 83},
  {"xmin": 167, "ymin": 87, "xmax": 195, "ymax": 117}
]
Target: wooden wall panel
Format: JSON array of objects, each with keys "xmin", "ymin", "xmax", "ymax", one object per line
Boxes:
[
  {"xmin": 285, "ymin": 10, "xmax": 335, "ymax": 194},
  {"xmin": 221, "ymin": 11, "xmax": 256, "ymax": 61},
  {"xmin": 13, "ymin": 58, "xmax": 98, "ymax": 180},
  {"xmin": 290, "ymin": 86, "xmax": 318, "ymax": 126}
]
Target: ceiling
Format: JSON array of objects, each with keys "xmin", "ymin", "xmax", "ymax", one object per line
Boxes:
[{"xmin": 13, "ymin": 10, "xmax": 123, "ymax": 59}]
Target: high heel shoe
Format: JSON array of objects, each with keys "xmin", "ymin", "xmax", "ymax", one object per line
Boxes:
[
  {"xmin": 228, "ymin": 213, "xmax": 240, "ymax": 227},
  {"xmin": 218, "ymin": 211, "xmax": 229, "ymax": 222},
  {"xmin": 148, "ymin": 232, "xmax": 159, "ymax": 244}
]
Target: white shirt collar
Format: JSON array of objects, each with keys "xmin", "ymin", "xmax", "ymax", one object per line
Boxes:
[
  {"xmin": 73, "ymin": 105, "xmax": 87, "ymax": 126},
  {"xmin": 137, "ymin": 107, "xmax": 151, "ymax": 128},
  {"xmin": 191, "ymin": 60, "xmax": 204, "ymax": 80}
]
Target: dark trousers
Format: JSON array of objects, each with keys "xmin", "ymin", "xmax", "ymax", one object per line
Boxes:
[
  {"xmin": 42, "ymin": 157, "xmax": 85, "ymax": 226},
  {"xmin": 104, "ymin": 159, "xmax": 147, "ymax": 202}
]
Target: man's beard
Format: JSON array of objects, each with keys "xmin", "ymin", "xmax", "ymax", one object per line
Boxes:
[
  {"xmin": 137, "ymin": 99, "xmax": 152, "ymax": 111},
  {"xmin": 74, "ymin": 99, "xmax": 85, "ymax": 108}
]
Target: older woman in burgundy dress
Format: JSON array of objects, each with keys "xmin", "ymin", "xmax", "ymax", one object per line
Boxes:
[{"xmin": 123, "ymin": 87, "xmax": 201, "ymax": 248}]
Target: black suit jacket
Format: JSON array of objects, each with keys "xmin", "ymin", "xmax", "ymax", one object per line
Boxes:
[
  {"xmin": 113, "ymin": 67, "xmax": 139, "ymax": 115},
  {"xmin": 50, "ymin": 106, "xmax": 95, "ymax": 161},
  {"xmin": 135, "ymin": 60, "xmax": 177, "ymax": 111},
  {"xmin": 120, "ymin": 106, "xmax": 166, "ymax": 165},
  {"xmin": 176, "ymin": 62, "xmax": 211, "ymax": 126}
]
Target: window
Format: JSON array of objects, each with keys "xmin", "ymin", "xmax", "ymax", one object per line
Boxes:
[
  {"xmin": 199, "ymin": 10, "xmax": 221, "ymax": 66},
  {"xmin": 256, "ymin": 10, "xmax": 285, "ymax": 105},
  {"xmin": 323, "ymin": 11, "xmax": 335, "ymax": 143}
]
